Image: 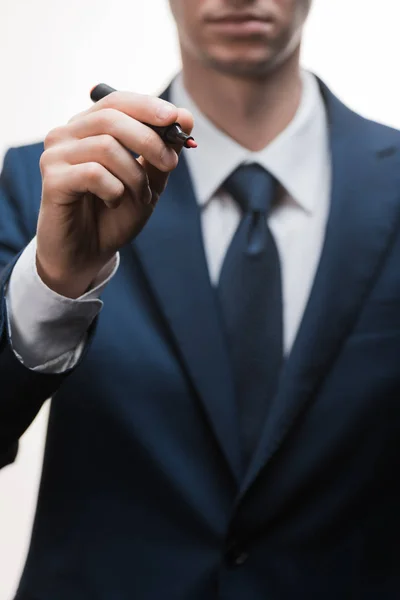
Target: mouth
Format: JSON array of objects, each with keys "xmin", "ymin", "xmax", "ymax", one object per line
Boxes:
[{"xmin": 205, "ymin": 14, "xmax": 274, "ymax": 37}]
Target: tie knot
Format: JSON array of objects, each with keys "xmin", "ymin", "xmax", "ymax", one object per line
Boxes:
[{"xmin": 224, "ymin": 163, "xmax": 277, "ymax": 214}]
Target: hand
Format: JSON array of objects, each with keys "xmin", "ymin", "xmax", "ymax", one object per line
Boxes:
[{"xmin": 36, "ymin": 91, "xmax": 194, "ymax": 298}]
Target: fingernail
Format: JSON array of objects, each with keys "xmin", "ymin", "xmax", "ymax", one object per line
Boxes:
[
  {"xmin": 161, "ymin": 146, "xmax": 174, "ymax": 168},
  {"xmin": 157, "ymin": 103, "xmax": 174, "ymax": 120},
  {"xmin": 105, "ymin": 198, "xmax": 120, "ymax": 209}
]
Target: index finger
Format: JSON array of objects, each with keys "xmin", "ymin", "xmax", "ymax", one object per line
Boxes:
[{"xmin": 69, "ymin": 89, "xmax": 179, "ymax": 129}]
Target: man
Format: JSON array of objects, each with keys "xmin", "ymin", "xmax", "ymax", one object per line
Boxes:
[{"xmin": 1, "ymin": 0, "xmax": 399, "ymax": 597}]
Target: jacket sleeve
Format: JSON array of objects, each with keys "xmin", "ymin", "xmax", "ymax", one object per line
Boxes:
[{"xmin": 0, "ymin": 147, "xmax": 78, "ymax": 468}]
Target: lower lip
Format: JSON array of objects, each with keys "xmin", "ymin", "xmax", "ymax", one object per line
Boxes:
[{"xmin": 207, "ymin": 19, "xmax": 273, "ymax": 36}]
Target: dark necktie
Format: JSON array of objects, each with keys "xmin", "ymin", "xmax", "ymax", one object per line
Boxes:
[{"xmin": 217, "ymin": 163, "xmax": 283, "ymax": 469}]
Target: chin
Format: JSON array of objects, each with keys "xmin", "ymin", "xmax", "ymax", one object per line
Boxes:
[
  {"xmin": 204, "ymin": 51, "xmax": 281, "ymax": 79},
  {"xmin": 201, "ymin": 35, "xmax": 300, "ymax": 78}
]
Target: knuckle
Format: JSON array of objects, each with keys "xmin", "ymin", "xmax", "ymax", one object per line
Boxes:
[
  {"xmin": 99, "ymin": 90, "xmax": 121, "ymax": 108},
  {"xmin": 104, "ymin": 178, "xmax": 124, "ymax": 202},
  {"xmin": 98, "ymin": 134, "xmax": 118, "ymax": 158},
  {"xmin": 44, "ymin": 127, "xmax": 64, "ymax": 149},
  {"xmin": 96, "ymin": 108, "xmax": 120, "ymax": 133},
  {"xmin": 39, "ymin": 148, "xmax": 61, "ymax": 175},
  {"xmin": 39, "ymin": 150, "xmax": 50, "ymax": 174},
  {"xmin": 141, "ymin": 128, "xmax": 157, "ymax": 155},
  {"xmin": 85, "ymin": 162, "xmax": 103, "ymax": 183},
  {"xmin": 42, "ymin": 166, "xmax": 61, "ymax": 194},
  {"xmin": 112, "ymin": 181, "xmax": 125, "ymax": 199}
]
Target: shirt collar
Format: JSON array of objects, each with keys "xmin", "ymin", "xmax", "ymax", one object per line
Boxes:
[{"xmin": 170, "ymin": 70, "xmax": 330, "ymax": 214}]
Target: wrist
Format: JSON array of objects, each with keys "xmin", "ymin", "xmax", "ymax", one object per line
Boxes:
[{"xmin": 35, "ymin": 255, "xmax": 101, "ymax": 299}]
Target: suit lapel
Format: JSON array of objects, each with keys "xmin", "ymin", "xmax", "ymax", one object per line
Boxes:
[
  {"xmin": 240, "ymin": 82, "xmax": 400, "ymax": 495},
  {"xmin": 133, "ymin": 151, "xmax": 242, "ymax": 484}
]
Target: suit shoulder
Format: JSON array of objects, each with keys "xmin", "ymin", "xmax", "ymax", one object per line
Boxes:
[
  {"xmin": 367, "ymin": 119, "xmax": 400, "ymax": 141},
  {"xmin": 15, "ymin": 139, "xmax": 45, "ymax": 157},
  {"xmin": 4, "ymin": 140, "xmax": 45, "ymax": 175},
  {"xmin": 2, "ymin": 140, "xmax": 44, "ymax": 191},
  {"xmin": 355, "ymin": 113, "xmax": 400, "ymax": 150},
  {"xmin": 1, "ymin": 141, "xmax": 45, "ymax": 235}
]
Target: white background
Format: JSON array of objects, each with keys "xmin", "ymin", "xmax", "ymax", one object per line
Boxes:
[{"xmin": 0, "ymin": 0, "xmax": 399, "ymax": 598}]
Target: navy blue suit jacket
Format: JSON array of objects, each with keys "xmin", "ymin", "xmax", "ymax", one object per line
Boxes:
[{"xmin": 1, "ymin": 80, "xmax": 400, "ymax": 599}]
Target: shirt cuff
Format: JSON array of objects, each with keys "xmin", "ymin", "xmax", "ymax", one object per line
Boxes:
[{"xmin": 6, "ymin": 237, "xmax": 119, "ymax": 371}]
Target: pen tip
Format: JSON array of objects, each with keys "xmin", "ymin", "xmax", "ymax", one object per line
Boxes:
[{"xmin": 186, "ymin": 139, "xmax": 198, "ymax": 149}]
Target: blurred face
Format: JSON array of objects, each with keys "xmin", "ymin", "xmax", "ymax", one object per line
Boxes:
[{"xmin": 169, "ymin": 0, "xmax": 312, "ymax": 77}]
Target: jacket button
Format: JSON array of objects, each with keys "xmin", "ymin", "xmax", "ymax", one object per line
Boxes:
[{"xmin": 225, "ymin": 538, "xmax": 249, "ymax": 568}]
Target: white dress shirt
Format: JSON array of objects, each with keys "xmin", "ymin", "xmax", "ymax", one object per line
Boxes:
[{"xmin": 5, "ymin": 69, "xmax": 331, "ymax": 373}]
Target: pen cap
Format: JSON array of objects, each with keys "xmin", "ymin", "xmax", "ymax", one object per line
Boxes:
[{"xmin": 90, "ymin": 83, "xmax": 117, "ymax": 102}]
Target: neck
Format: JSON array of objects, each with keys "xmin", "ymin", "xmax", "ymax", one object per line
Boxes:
[{"xmin": 181, "ymin": 49, "xmax": 303, "ymax": 152}]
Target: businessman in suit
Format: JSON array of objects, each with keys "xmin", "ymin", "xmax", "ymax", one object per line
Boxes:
[{"xmin": 1, "ymin": 0, "xmax": 400, "ymax": 597}]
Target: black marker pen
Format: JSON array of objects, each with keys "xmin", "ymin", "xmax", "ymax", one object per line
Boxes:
[{"xmin": 90, "ymin": 83, "xmax": 197, "ymax": 149}]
